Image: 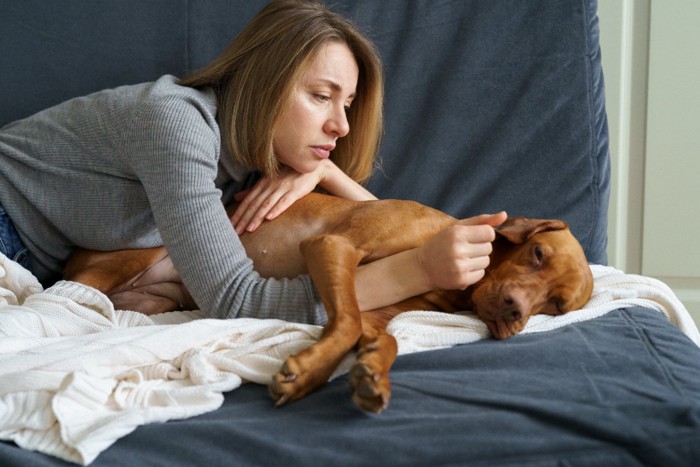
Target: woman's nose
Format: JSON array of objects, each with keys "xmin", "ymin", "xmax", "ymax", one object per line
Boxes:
[{"xmin": 325, "ymin": 105, "xmax": 350, "ymax": 138}]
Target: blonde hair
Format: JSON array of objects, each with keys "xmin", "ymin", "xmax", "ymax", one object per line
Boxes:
[{"xmin": 180, "ymin": 0, "xmax": 383, "ymax": 183}]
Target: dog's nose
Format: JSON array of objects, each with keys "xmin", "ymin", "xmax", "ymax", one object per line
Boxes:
[{"xmin": 501, "ymin": 289, "xmax": 530, "ymax": 321}]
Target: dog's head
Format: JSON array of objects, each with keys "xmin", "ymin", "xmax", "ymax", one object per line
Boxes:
[{"xmin": 469, "ymin": 217, "xmax": 593, "ymax": 340}]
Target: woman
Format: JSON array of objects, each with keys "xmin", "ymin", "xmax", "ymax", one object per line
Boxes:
[{"xmin": 0, "ymin": 0, "xmax": 504, "ymax": 324}]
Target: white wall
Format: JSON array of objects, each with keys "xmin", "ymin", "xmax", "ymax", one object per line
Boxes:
[{"xmin": 599, "ymin": 0, "xmax": 700, "ymax": 325}]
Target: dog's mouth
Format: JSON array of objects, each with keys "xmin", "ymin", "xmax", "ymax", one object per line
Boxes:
[
  {"xmin": 471, "ymin": 283, "xmax": 530, "ymax": 339},
  {"xmin": 480, "ymin": 315, "xmax": 528, "ymax": 340}
]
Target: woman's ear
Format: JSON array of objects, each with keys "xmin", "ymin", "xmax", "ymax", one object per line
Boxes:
[{"xmin": 495, "ymin": 217, "xmax": 568, "ymax": 244}]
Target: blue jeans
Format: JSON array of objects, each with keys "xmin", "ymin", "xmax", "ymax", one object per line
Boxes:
[{"xmin": 0, "ymin": 204, "xmax": 31, "ymax": 270}]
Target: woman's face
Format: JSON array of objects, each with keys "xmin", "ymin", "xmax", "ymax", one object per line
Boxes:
[{"xmin": 272, "ymin": 41, "xmax": 359, "ymax": 174}]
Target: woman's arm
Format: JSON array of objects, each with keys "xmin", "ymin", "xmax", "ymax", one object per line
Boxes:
[
  {"xmin": 316, "ymin": 160, "xmax": 376, "ymax": 201},
  {"xmin": 231, "ymin": 159, "xmax": 374, "ymax": 234},
  {"xmin": 354, "ymin": 212, "xmax": 507, "ymax": 311}
]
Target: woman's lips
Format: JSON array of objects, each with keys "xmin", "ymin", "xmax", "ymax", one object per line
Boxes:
[{"xmin": 311, "ymin": 145, "xmax": 335, "ymax": 159}]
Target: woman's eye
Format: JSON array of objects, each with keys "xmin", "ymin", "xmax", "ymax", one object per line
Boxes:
[{"xmin": 314, "ymin": 94, "xmax": 330, "ymax": 102}]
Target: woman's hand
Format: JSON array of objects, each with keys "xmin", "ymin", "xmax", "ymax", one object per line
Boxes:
[
  {"xmin": 231, "ymin": 160, "xmax": 375, "ymax": 234},
  {"xmin": 354, "ymin": 211, "xmax": 507, "ymax": 312},
  {"xmin": 416, "ymin": 212, "xmax": 508, "ymax": 290},
  {"xmin": 231, "ymin": 165, "xmax": 321, "ymax": 234}
]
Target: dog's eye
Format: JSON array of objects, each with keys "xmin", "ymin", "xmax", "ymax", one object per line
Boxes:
[{"xmin": 532, "ymin": 244, "xmax": 544, "ymax": 268}]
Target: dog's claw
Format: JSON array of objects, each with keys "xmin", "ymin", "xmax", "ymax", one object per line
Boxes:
[
  {"xmin": 353, "ymin": 383, "xmax": 389, "ymax": 414},
  {"xmin": 356, "ymin": 379, "xmax": 378, "ymax": 398},
  {"xmin": 351, "ymin": 363, "xmax": 379, "ymax": 381},
  {"xmin": 274, "ymin": 394, "xmax": 290, "ymax": 407}
]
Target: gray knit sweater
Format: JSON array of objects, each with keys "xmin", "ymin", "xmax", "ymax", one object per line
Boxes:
[{"xmin": 0, "ymin": 75, "xmax": 326, "ymax": 324}]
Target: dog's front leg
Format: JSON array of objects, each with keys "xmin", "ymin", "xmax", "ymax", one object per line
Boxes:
[
  {"xmin": 269, "ymin": 234, "xmax": 364, "ymax": 407},
  {"xmin": 350, "ymin": 310, "xmax": 400, "ymax": 413}
]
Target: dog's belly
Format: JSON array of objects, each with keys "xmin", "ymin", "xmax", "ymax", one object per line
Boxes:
[
  {"xmin": 235, "ymin": 194, "xmax": 353, "ymax": 279},
  {"xmin": 241, "ymin": 234, "xmax": 308, "ymax": 278}
]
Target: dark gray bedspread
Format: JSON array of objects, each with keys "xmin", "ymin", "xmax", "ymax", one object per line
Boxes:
[{"xmin": 2, "ymin": 307, "xmax": 699, "ymax": 466}]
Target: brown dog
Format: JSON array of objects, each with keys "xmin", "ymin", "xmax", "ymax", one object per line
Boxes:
[{"xmin": 64, "ymin": 192, "xmax": 593, "ymax": 413}]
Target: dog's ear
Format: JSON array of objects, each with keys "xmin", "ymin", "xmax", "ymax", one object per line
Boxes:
[{"xmin": 495, "ymin": 217, "xmax": 568, "ymax": 244}]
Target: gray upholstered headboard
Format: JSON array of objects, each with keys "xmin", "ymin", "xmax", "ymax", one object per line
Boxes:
[{"xmin": 0, "ymin": 0, "xmax": 610, "ymax": 264}]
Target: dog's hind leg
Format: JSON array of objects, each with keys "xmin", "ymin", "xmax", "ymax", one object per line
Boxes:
[{"xmin": 269, "ymin": 234, "xmax": 364, "ymax": 406}]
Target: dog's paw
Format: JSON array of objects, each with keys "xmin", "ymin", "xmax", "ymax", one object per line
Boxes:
[
  {"xmin": 268, "ymin": 353, "xmax": 335, "ymax": 407},
  {"xmin": 268, "ymin": 356, "xmax": 308, "ymax": 407},
  {"xmin": 349, "ymin": 361, "xmax": 391, "ymax": 414}
]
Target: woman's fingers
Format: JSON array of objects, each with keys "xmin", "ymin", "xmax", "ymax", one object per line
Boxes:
[
  {"xmin": 456, "ymin": 211, "xmax": 508, "ymax": 228},
  {"xmin": 417, "ymin": 218, "xmax": 505, "ymax": 290},
  {"xmin": 231, "ymin": 166, "xmax": 324, "ymax": 234},
  {"xmin": 231, "ymin": 179, "xmax": 277, "ymax": 234}
]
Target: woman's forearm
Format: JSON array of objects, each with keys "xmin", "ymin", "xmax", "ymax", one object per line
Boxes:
[
  {"xmin": 355, "ymin": 248, "xmax": 431, "ymax": 312},
  {"xmin": 319, "ymin": 160, "xmax": 377, "ymax": 201},
  {"xmin": 353, "ymin": 213, "xmax": 506, "ymax": 312}
]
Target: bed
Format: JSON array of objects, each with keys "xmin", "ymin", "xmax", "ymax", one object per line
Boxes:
[{"xmin": 2, "ymin": 1, "xmax": 700, "ymax": 465}]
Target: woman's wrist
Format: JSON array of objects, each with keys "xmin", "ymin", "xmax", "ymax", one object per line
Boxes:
[
  {"xmin": 355, "ymin": 247, "xmax": 431, "ymax": 312},
  {"xmin": 318, "ymin": 160, "xmax": 377, "ymax": 201}
]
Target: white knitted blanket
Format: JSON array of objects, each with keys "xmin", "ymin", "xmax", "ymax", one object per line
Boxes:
[{"xmin": 0, "ymin": 253, "xmax": 697, "ymax": 465}]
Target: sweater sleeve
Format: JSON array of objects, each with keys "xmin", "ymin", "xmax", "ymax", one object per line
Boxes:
[{"xmin": 121, "ymin": 92, "xmax": 327, "ymax": 324}]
